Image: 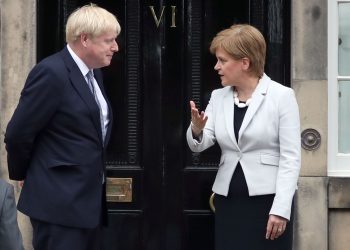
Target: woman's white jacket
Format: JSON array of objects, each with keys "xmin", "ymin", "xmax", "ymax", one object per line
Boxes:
[{"xmin": 186, "ymin": 74, "xmax": 301, "ymax": 220}]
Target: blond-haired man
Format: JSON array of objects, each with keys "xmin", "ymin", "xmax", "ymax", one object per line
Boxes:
[{"xmin": 5, "ymin": 4, "xmax": 121, "ymax": 249}]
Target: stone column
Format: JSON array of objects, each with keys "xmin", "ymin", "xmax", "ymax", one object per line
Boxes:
[
  {"xmin": 0, "ymin": 0, "xmax": 36, "ymax": 249},
  {"xmin": 291, "ymin": 0, "xmax": 328, "ymax": 249}
]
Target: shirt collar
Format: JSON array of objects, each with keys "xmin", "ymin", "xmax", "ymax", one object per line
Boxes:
[{"xmin": 67, "ymin": 44, "xmax": 91, "ymax": 77}]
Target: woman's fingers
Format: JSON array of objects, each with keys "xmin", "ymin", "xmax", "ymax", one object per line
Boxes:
[
  {"xmin": 266, "ymin": 215, "xmax": 287, "ymax": 240},
  {"xmin": 270, "ymin": 224, "xmax": 279, "ymax": 240},
  {"xmin": 190, "ymin": 101, "xmax": 199, "ymax": 117},
  {"xmin": 190, "ymin": 100, "xmax": 196, "ymax": 109},
  {"xmin": 190, "ymin": 101, "xmax": 203, "ymax": 121},
  {"xmin": 201, "ymin": 112, "xmax": 208, "ymax": 123},
  {"xmin": 266, "ymin": 219, "xmax": 273, "ymax": 239},
  {"xmin": 189, "ymin": 100, "xmax": 207, "ymax": 132}
]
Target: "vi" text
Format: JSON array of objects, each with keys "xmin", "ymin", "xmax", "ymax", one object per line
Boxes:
[{"xmin": 149, "ymin": 6, "xmax": 177, "ymax": 28}]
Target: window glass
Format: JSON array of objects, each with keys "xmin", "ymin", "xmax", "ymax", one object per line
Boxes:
[
  {"xmin": 338, "ymin": 81, "xmax": 350, "ymax": 153},
  {"xmin": 338, "ymin": 3, "xmax": 350, "ymax": 75}
]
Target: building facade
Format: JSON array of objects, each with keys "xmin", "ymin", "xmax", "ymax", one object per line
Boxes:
[{"xmin": 0, "ymin": 0, "xmax": 349, "ymax": 249}]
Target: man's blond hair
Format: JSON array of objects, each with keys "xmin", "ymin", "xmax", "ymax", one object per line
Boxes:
[{"xmin": 66, "ymin": 3, "xmax": 121, "ymax": 43}]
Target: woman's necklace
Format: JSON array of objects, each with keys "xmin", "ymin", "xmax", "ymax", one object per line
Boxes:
[{"xmin": 233, "ymin": 91, "xmax": 252, "ymax": 108}]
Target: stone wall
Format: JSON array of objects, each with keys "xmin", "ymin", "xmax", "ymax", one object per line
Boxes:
[{"xmin": 292, "ymin": 0, "xmax": 350, "ymax": 250}]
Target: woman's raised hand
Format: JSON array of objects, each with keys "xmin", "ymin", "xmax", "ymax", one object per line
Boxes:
[{"xmin": 190, "ymin": 101, "xmax": 208, "ymax": 136}]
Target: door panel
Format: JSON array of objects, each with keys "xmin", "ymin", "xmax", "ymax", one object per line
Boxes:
[{"xmin": 37, "ymin": 0, "xmax": 290, "ymax": 249}]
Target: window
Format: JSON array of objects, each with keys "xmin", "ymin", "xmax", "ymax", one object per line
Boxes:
[{"xmin": 328, "ymin": 0, "xmax": 350, "ymax": 176}]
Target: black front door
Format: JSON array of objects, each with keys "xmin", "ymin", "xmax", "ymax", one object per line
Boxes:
[{"xmin": 37, "ymin": 1, "xmax": 290, "ymax": 249}]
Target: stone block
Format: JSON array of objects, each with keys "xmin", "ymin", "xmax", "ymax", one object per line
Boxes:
[
  {"xmin": 329, "ymin": 209, "xmax": 350, "ymax": 250},
  {"xmin": 329, "ymin": 178, "xmax": 350, "ymax": 208},
  {"xmin": 293, "ymin": 80, "xmax": 327, "ymax": 176},
  {"xmin": 293, "ymin": 177, "xmax": 328, "ymax": 250},
  {"xmin": 292, "ymin": 0, "xmax": 327, "ymax": 80}
]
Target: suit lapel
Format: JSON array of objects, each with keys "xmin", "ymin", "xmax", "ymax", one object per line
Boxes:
[
  {"xmin": 238, "ymin": 74, "xmax": 270, "ymax": 140},
  {"xmin": 60, "ymin": 48, "xmax": 103, "ymax": 143},
  {"xmin": 223, "ymin": 87, "xmax": 239, "ymax": 148}
]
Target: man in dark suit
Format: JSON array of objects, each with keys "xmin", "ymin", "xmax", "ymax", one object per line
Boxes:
[
  {"xmin": 4, "ymin": 4, "xmax": 121, "ymax": 250},
  {"xmin": 0, "ymin": 178, "xmax": 24, "ymax": 250}
]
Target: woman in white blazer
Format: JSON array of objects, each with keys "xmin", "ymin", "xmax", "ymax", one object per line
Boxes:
[{"xmin": 187, "ymin": 24, "xmax": 300, "ymax": 250}]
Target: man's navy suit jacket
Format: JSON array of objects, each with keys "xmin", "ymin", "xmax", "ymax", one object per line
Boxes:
[{"xmin": 4, "ymin": 47, "xmax": 113, "ymax": 228}]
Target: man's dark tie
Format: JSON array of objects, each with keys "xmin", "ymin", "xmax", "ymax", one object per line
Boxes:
[{"xmin": 86, "ymin": 70, "xmax": 106, "ymax": 144}]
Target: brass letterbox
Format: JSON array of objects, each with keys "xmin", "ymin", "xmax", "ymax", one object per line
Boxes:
[{"xmin": 106, "ymin": 178, "xmax": 132, "ymax": 202}]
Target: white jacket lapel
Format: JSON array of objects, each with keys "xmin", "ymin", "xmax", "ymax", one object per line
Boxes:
[{"xmin": 238, "ymin": 74, "xmax": 270, "ymax": 140}]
